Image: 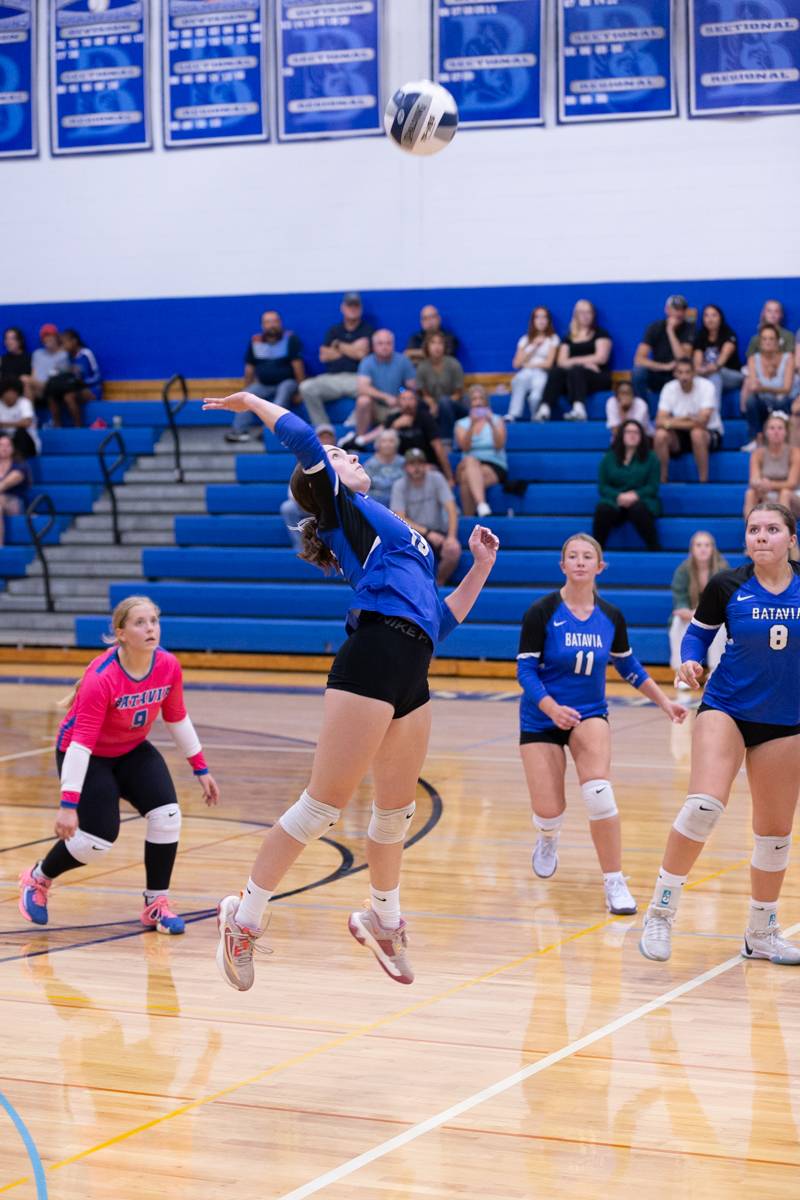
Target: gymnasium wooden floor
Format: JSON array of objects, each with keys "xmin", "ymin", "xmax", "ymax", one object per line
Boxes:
[{"xmin": 1, "ymin": 665, "xmax": 798, "ymax": 1199}]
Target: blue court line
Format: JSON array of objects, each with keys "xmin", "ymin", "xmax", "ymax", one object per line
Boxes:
[{"xmin": 0, "ymin": 1090, "xmax": 48, "ymax": 1198}]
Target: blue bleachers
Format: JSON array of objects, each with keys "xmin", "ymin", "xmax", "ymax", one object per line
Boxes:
[
  {"xmin": 40, "ymin": 428, "xmax": 156, "ymax": 455},
  {"xmin": 30, "ymin": 454, "xmax": 130, "ymax": 485},
  {"xmin": 0, "ymin": 547, "xmax": 34, "ymax": 578},
  {"xmin": 5, "ymin": 515, "xmax": 72, "ymax": 545}
]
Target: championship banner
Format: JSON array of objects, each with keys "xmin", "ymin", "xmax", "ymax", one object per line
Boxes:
[
  {"xmin": 0, "ymin": 0, "xmax": 36, "ymax": 158},
  {"xmin": 163, "ymin": 0, "xmax": 268, "ymax": 148},
  {"xmin": 689, "ymin": 0, "xmax": 800, "ymax": 115},
  {"xmin": 558, "ymin": 0, "xmax": 676, "ymax": 123},
  {"xmin": 433, "ymin": 0, "xmax": 544, "ymax": 128},
  {"xmin": 50, "ymin": 0, "xmax": 150, "ymax": 155},
  {"xmin": 276, "ymin": 0, "xmax": 382, "ymax": 141}
]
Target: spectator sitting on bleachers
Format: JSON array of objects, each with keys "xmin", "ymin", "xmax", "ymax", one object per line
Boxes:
[
  {"xmin": 43, "ymin": 329, "xmax": 102, "ymax": 428},
  {"xmin": 654, "ymin": 358, "xmax": 722, "ymax": 484},
  {"xmin": 540, "ymin": 299, "xmax": 612, "ymax": 422},
  {"xmin": 592, "ymin": 419, "xmax": 661, "ymax": 551},
  {"xmin": 405, "ymin": 303, "xmax": 459, "ymax": 366},
  {"xmin": 669, "ymin": 531, "xmax": 728, "ymax": 683},
  {"xmin": 29, "ymin": 324, "xmax": 69, "ymax": 408},
  {"xmin": 605, "ymin": 379, "xmax": 653, "ymax": 440},
  {"xmin": 506, "ymin": 306, "xmax": 560, "ymax": 422},
  {"xmin": 454, "ymin": 384, "xmax": 508, "ymax": 517},
  {"xmin": 226, "ymin": 310, "xmax": 304, "ymax": 444},
  {"xmin": 354, "ymin": 329, "xmax": 416, "ymax": 438},
  {"xmin": 1, "ymin": 328, "xmax": 31, "ymax": 390},
  {"xmin": 0, "ymin": 379, "xmax": 39, "ymax": 458},
  {"xmin": 632, "ymin": 295, "xmax": 694, "ymax": 411},
  {"xmin": 739, "ymin": 324, "xmax": 796, "ymax": 452},
  {"xmin": 280, "ymin": 423, "xmax": 337, "ymax": 550},
  {"xmin": 743, "ymin": 412, "xmax": 800, "ymax": 518},
  {"xmin": 692, "ymin": 304, "xmax": 743, "ymax": 409},
  {"xmin": 390, "ymin": 448, "xmax": 461, "ymax": 584},
  {"xmin": 746, "ymin": 299, "xmax": 795, "ymax": 358},
  {"xmin": 415, "ymin": 330, "xmax": 466, "ymax": 439},
  {"xmin": 298, "ymin": 292, "xmax": 373, "ymax": 428},
  {"xmin": 0, "ymin": 433, "xmax": 30, "ymax": 546},
  {"xmin": 363, "ymin": 428, "xmax": 405, "ymax": 507},
  {"xmin": 379, "ymin": 388, "xmax": 454, "ymax": 483}
]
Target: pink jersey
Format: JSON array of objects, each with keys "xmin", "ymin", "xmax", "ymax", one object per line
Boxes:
[{"xmin": 57, "ymin": 647, "xmax": 188, "ymax": 758}]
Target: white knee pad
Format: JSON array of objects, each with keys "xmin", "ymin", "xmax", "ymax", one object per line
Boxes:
[
  {"xmin": 752, "ymin": 833, "xmax": 792, "ymax": 872},
  {"xmin": 368, "ymin": 801, "xmax": 416, "ymax": 845},
  {"xmin": 673, "ymin": 794, "xmax": 725, "ymax": 842},
  {"xmin": 533, "ymin": 811, "xmax": 564, "ymax": 834},
  {"xmin": 581, "ymin": 779, "xmax": 618, "ymax": 821},
  {"xmin": 145, "ymin": 803, "xmax": 182, "ymax": 845},
  {"xmin": 65, "ymin": 828, "xmax": 115, "ymax": 865},
  {"xmin": 279, "ymin": 789, "xmax": 340, "ymax": 844}
]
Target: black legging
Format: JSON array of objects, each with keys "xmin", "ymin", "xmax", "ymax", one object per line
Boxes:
[
  {"xmin": 542, "ymin": 364, "xmax": 612, "ymax": 414},
  {"xmin": 593, "ymin": 501, "xmax": 661, "ymax": 551}
]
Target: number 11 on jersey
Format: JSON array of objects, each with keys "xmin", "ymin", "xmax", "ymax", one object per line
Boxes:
[{"xmin": 574, "ymin": 650, "xmax": 594, "ymax": 675}]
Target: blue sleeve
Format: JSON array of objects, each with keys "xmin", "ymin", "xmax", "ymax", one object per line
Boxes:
[
  {"xmin": 438, "ymin": 602, "xmax": 459, "ymax": 643},
  {"xmin": 611, "ymin": 652, "xmax": 649, "ymax": 688},
  {"xmin": 76, "ymin": 349, "xmax": 101, "ymax": 389},
  {"xmin": 681, "ymin": 620, "xmax": 718, "ymax": 665},
  {"xmin": 274, "ymin": 411, "xmax": 330, "ymax": 474},
  {"xmin": 517, "ymin": 656, "xmax": 548, "ymax": 705}
]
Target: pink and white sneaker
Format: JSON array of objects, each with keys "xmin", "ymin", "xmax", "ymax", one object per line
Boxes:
[
  {"xmin": 348, "ymin": 909, "xmax": 414, "ymax": 984},
  {"xmin": 141, "ymin": 895, "xmax": 185, "ymax": 935},
  {"xmin": 215, "ymin": 895, "xmax": 264, "ymax": 991},
  {"xmin": 19, "ymin": 866, "xmax": 51, "ymax": 926}
]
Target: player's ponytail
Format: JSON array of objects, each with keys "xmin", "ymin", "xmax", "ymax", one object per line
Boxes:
[
  {"xmin": 58, "ymin": 595, "xmax": 162, "ymax": 709},
  {"xmin": 289, "ymin": 464, "xmax": 340, "ymax": 575}
]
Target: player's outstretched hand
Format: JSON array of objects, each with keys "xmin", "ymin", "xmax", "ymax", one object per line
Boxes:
[
  {"xmin": 199, "ymin": 773, "xmax": 220, "ymax": 806},
  {"xmin": 202, "ymin": 391, "xmax": 253, "ymax": 414},
  {"xmin": 469, "ymin": 524, "xmax": 500, "ymax": 569},
  {"xmin": 676, "ymin": 660, "xmax": 704, "ymax": 689},
  {"xmin": 663, "ymin": 699, "xmax": 688, "ymax": 724},
  {"xmin": 55, "ymin": 806, "xmax": 78, "ymax": 840}
]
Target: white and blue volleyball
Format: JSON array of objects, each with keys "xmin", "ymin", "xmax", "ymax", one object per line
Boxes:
[{"xmin": 384, "ymin": 81, "xmax": 458, "ymax": 157}]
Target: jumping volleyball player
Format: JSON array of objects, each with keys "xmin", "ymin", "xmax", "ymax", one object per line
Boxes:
[
  {"xmin": 18, "ymin": 596, "xmax": 219, "ymax": 933},
  {"xmin": 641, "ymin": 503, "xmax": 800, "ymax": 964},
  {"xmin": 201, "ymin": 391, "xmax": 499, "ymax": 990},
  {"xmin": 517, "ymin": 534, "xmax": 686, "ymax": 914}
]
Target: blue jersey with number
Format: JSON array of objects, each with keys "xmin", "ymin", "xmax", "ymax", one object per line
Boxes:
[
  {"xmin": 516, "ymin": 592, "xmax": 648, "ymax": 732},
  {"xmin": 275, "ymin": 412, "xmax": 457, "ymax": 647},
  {"xmin": 682, "ymin": 563, "xmax": 800, "ymax": 725}
]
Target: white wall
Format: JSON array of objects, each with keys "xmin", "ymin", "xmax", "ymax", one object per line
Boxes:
[{"xmin": 6, "ymin": 0, "xmax": 800, "ymax": 304}]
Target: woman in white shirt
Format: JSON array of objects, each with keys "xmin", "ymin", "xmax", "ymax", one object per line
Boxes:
[
  {"xmin": 605, "ymin": 379, "xmax": 654, "ymax": 440},
  {"xmin": 506, "ymin": 307, "xmax": 560, "ymax": 421}
]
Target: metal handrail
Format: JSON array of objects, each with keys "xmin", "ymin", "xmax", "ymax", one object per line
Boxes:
[
  {"xmin": 98, "ymin": 429, "xmax": 127, "ymax": 545},
  {"xmin": 161, "ymin": 373, "xmax": 189, "ymax": 483},
  {"xmin": 25, "ymin": 493, "xmax": 56, "ymax": 614}
]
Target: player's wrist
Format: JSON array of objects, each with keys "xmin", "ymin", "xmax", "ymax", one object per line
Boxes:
[{"xmin": 60, "ymin": 791, "xmax": 79, "ymax": 809}]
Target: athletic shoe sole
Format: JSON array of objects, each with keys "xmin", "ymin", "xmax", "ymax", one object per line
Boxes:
[
  {"xmin": 347, "ymin": 912, "xmax": 413, "ymax": 985},
  {"xmin": 638, "ymin": 935, "xmax": 670, "ymax": 962}
]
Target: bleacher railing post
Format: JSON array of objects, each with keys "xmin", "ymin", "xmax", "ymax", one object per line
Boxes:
[
  {"xmin": 25, "ymin": 493, "xmax": 56, "ymax": 614},
  {"xmin": 97, "ymin": 429, "xmax": 126, "ymax": 545},
  {"xmin": 162, "ymin": 374, "xmax": 189, "ymax": 483}
]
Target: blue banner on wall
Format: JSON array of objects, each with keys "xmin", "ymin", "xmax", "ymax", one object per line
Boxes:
[
  {"xmin": 276, "ymin": 0, "xmax": 382, "ymax": 141},
  {"xmin": 689, "ymin": 0, "xmax": 800, "ymax": 115},
  {"xmin": 163, "ymin": 0, "xmax": 268, "ymax": 148},
  {"xmin": 50, "ymin": 0, "xmax": 151, "ymax": 155},
  {"xmin": 433, "ymin": 0, "xmax": 544, "ymax": 128},
  {"xmin": 0, "ymin": 1, "xmax": 36, "ymax": 158},
  {"xmin": 558, "ymin": 0, "xmax": 676, "ymax": 123}
]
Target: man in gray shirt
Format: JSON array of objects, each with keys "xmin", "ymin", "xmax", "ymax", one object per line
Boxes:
[
  {"xmin": 389, "ymin": 448, "xmax": 461, "ymax": 584},
  {"xmin": 30, "ymin": 324, "xmax": 69, "ymax": 405}
]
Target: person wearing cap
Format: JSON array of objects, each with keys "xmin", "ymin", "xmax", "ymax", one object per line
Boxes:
[
  {"xmin": 29, "ymin": 325, "xmax": 69, "ymax": 406},
  {"xmin": 354, "ymin": 330, "xmax": 416, "ymax": 438},
  {"xmin": 632, "ymin": 296, "xmax": 695, "ymax": 412},
  {"xmin": 41, "ymin": 329, "xmax": 102, "ymax": 428},
  {"xmin": 390, "ymin": 449, "xmax": 461, "ymax": 585},
  {"xmin": 299, "ymin": 293, "xmax": 374, "ymax": 428},
  {"xmin": 226, "ymin": 310, "xmax": 305, "ymax": 444}
]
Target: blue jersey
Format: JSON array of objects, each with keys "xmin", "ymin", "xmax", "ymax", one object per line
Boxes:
[
  {"xmin": 276, "ymin": 412, "xmax": 458, "ymax": 647},
  {"xmin": 517, "ymin": 592, "xmax": 648, "ymax": 732},
  {"xmin": 682, "ymin": 563, "xmax": 800, "ymax": 725}
]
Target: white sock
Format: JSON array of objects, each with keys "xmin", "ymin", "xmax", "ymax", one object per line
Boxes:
[
  {"xmin": 32, "ymin": 862, "xmax": 50, "ymax": 884},
  {"xmin": 533, "ymin": 812, "xmax": 563, "ymax": 837},
  {"xmin": 143, "ymin": 889, "xmax": 165, "ymax": 906},
  {"xmin": 236, "ymin": 878, "xmax": 273, "ymax": 931},
  {"xmin": 603, "ymin": 870, "xmax": 625, "ymax": 884},
  {"xmin": 652, "ymin": 867, "xmax": 687, "ymax": 912},
  {"xmin": 370, "ymin": 884, "xmax": 401, "ymax": 929},
  {"xmin": 748, "ymin": 899, "xmax": 778, "ymax": 933}
]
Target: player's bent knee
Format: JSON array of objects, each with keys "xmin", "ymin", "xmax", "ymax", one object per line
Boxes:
[
  {"xmin": 673, "ymin": 793, "xmax": 725, "ymax": 842},
  {"xmin": 752, "ymin": 833, "xmax": 792, "ymax": 872},
  {"xmin": 65, "ymin": 828, "xmax": 115, "ymax": 864},
  {"xmin": 368, "ymin": 801, "xmax": 416, "ymax": 844},
  {"xmin": 146, "ymin": 803, "xmax": 182, "ymax": 845},
  {"xmin": 279, "ymin": 789, "xmax": 340, "ymax": 844},
  {"xmin": 581, "ymin": 779, "xmax": 617, "ymax": 821}
]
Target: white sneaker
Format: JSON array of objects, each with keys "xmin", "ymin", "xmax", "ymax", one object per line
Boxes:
[
  {"xmin": 533, "ymin": 403, "xmax": 550, "ymax": 422},
  {"xmin": 476, "ymin": 501, "xmax": 491, "ymax": 518},
  {"xmin": 639, "ymin": 904, "xmax": 676, "ymax": 961},
  {"xmin": 566, "ymin": 401, "xmax": 587, "ymax": 422},
  {"xmin": 740, "ymin": 439, "xmax": 758, "ymax": 453},
  {"xmin": 215, "ymin": 894, "xmax": 265, "ymax": 991},
  {"xmin": 742, "ymin": 925, "xmax": 800, "ymax": 965},
  {"xmin": 604, "ymin": 875, "xmax": 637, "ymax": 915},
  {"xmin": 532, "ymin": 835, "xmax": 559, "ymax": 879}
]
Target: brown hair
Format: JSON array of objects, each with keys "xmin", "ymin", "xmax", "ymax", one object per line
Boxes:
[
  {"xmin": 686, "ymin": 531, "xmax": 727, "ymax": 608},
  {"xmin": 59, "ymin": 595, "xmax": 160, "ymax": 708},
  {"xmin": 527, "ymin": 306, "xmax": 555, "ymax": 341},
  {"xmin": 560, "ymin": 532, "xmax": 603, "ymax": 563},
  {"xmin": 746, "ymin": 501, "xmax": 797, "ymax": 539},
  {"xmin": 422, "ymin": 330, "xmax": 446, "ymax": 355},
  {"xmin": 289, "ymin": 463, "xmax": 340, "ymax": 574}
]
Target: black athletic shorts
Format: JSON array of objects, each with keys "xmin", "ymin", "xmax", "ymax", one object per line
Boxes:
[
  {"xmin": 520, "ymin": 714, "xmax": 608, "ymax": 747},
  {"xmin": 327, "ymin": 612, "xmax": 433, "ymax": 719},
  {"xmin": 670, "ymin": 429, "xmax": 722, "ymax": 457},
  {"xmin": 55, "ymin": 740, "xmax": 178, "ymax": 843},
  {"xmin": 697, "ymin": 702, "xmax": 800, "ymax": 749}
]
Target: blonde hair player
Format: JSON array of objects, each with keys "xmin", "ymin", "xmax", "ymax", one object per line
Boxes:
[
  {"xmin": 640, "ymin": 503, "xmax": 800, "ymax": 965},
  {"xmin": 18, "ymin": 597, "xmax": 219, "ymax": 933},
  {"xmin": 517, "ymin": 534, "xmax": 686, "ymax": 914},
  {"xmin": 202, "ymin": 391, "xmax": 499, "ymax": 991}
]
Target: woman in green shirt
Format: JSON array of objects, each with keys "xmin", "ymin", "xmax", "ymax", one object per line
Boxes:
[{"xmin": 592, "ymin": 420, "xmax": 661, "ymax": 550}]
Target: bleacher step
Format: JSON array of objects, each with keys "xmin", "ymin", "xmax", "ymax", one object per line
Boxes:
[
  {"xmin": 0, "ymin": 606, "xmax": 89, "ymax": 625},
  {"xmin": 0, "ymin": 629, "xmax": 77, "ymax": 647},
  {"xmin": 137, "ymin": 453, "xmax": 241, "ymax": 472},
  {"xmin": 95, "ymin": 484, "xmax": 206, "ymax": 502},
  {"xmin": 21, "ymin": 546, "xmax": 141, "ymax": 564},
  {"xmin": 154, "ymin": 430, "xmax": 263, "ymax": 454},
  {"xmin": 123, "ymin": 467, "xmax": 234, "ymax": 485},
  {"xmin": 93, "ymin": 498, "xmax": 207, "ymax": 514},
  {"xmin": 25, "ymin": 561, "xmax": 141, "ymax": 579},
  {"xmin": 74, "ymin": 513, "xmax": 174, "ymax": 532},
  {"xmin": 60, "ymin": 530, "xmax": 175, "ymax": 546},
  {"xmin": 7, "ymin": 577, "xmax": 110, "ymax": 597}
]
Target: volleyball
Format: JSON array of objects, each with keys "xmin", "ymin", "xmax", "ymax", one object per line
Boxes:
[{"xmin": 383, "ymin": 80, "xmax": 458, "ymax": 156}]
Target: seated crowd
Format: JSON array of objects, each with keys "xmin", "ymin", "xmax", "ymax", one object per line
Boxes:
[{"xmin": 0, "ymin": 324, "xmax": 103, "ymax": 452}]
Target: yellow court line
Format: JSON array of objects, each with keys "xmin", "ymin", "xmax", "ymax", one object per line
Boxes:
[{"xmin": 0, "ymin": 854, "xmax": 750, "ymax": 1193}]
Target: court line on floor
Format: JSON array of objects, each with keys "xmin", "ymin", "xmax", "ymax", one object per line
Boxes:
[
  {"xmin": 0, "ymin": 1090, "xmax": 47, "ymax": 1199},
  {"xmin": 274, "ymin": 923, "xmax": 800, "ymax": 1200},
  {"xmin": 0, "ymin": 748, "xmax": 51, "ymax": 765}
]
